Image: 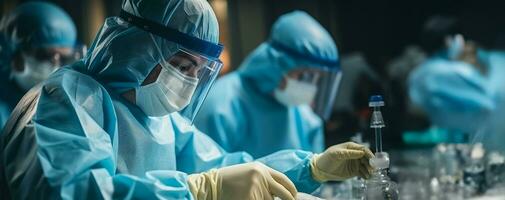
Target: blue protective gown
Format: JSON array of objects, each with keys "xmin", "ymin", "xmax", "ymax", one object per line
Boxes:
[
  {"xmin": 0, "ymin": 1, "xmax": 320, "ymax": 199},
  {"xmin": 409, "ymin": 50, "xmax": 505, "ymax": 152},
  {"xmin": 0, "ymin": 2, "xmax": 76, "ymax": 129},
  {"xmin": 195, "ymin": 11, "xmax": 339, "ymax": 158}
]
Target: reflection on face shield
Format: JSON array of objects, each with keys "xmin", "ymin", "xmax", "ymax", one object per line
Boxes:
[
  {"xmin": 136, "ymin": 51, "xmax": 202, "ymax": 117},
  {"xmin": 146, "ymin": 33, "xmax": 223, "ymax": 119},
  {"xmin": 286, "ymin": 68, "xmax": 322, "ymax": 84},
  {"xmin": 166, "ymin": 49, "xmax": 207, "ymax": 78}
]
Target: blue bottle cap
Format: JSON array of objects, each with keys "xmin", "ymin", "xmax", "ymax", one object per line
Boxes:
[
  {"xmin": 369, "ymin": 95, "xmax": 383, "ymax": 102},
  {"xmin": 369, "ymin": 95, "xmax": 385, "ymax": 107}
]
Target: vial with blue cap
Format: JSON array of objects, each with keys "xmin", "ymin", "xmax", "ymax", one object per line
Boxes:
[
  {"xmin": 365, "ymin": 95, "xmax": 399, "ymax": 200},
  {"xmin": 369, "ymin": 95, "xmax": 385, "ymax": 153}
]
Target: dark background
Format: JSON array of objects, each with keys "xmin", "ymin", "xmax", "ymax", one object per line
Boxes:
[{"xmin": 3, "ymin": 0, "xmax": 505, "ymax": 149}]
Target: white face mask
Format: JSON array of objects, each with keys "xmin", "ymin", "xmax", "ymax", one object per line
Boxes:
[
  {"xmin": 274, "ymin": 77, "xmax": 318, "ymax": 107},
  {"xmin": 12, "ymin": 54, "xmax": 58, "ymax": 90},
  {"xmin": 135, "ymin": 64, "xmax": 199, "ymax": 117}
]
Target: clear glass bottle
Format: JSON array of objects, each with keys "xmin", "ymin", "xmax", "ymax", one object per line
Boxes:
[
  {"xmin": 369, "ymin": 95, "xmax": 385, "ymax": 153},
  {"xmin": 349, "ymin": 132, "xmax": 368, "ymax": 200},
  {"xmin": 463, "ymin": 143, "xmax": 486, "ymax": 197},
  {"xmin": 365, "ymin": 152, "xmax": 399, "ymax": 200},
  {"xmin": 486, "ymin": 151, "xmax": 505, "ymax": 187},
  {"xmin": 351, "ymin": 177, "xmax": 366, "ymax": 200}
]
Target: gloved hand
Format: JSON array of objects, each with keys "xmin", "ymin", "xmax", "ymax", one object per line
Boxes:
[
  {"xmin": 310, "ymin": 142, "xmax": 374, "ymax": 182},
  {"xmin": 187, "ymin": 162, "xmax": 297, "ymax": 200}
]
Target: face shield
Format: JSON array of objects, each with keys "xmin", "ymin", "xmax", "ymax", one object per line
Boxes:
[
  {"xmin": 152, "ymin": 44, "xmax": 223, "ymax": 122},
  {"xmin": 269, "ymin": 40, "xmax": 341, "ymax": 120},
  {"xmin": 120, "ymin": 10, "xmax": 223, "ymax": 122},
  {"xmin": 281, "ymin": 67, "xmax": 341, "ymax": 120},
  {"xmin": 313, "ymin": 67, "xmax": 342, "ymax": 120}
]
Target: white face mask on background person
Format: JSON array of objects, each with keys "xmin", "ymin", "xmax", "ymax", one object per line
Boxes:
[
  {"xmin": 274, "ymin": 77, "xmax": 318, "ymax": 107},
  {"xmin": 135, "ymin": 63, "xmax": 199, "ymax": 117},
  {"xmin": 11, "ymin": 54, "xmax": 58, "ymax": 91}
]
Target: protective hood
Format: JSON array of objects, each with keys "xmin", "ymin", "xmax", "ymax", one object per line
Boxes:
[
  {"xmin": 78, "ymin": 0, "xmax": 220, "ymax": 94},
  {"xmin": 237, "ymin": 11, "xmax": 339, "ymax": 94}
]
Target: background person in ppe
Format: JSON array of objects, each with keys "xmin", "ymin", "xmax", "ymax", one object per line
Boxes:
[
  {"xmin": 404, "ymin": 16, "xmax": 488, "ymax": 145},
  {"xmin": 0, "ymin": 2, "xmax": 79, "ymax": 129},
  {"xmin": 409, "ymin": 28, "xmax": 505, "ymax": 152},
  {"xmin": 195, "ymin": 11, "xmax": 341, "ymax": 158},
  {"xmin": 0, "ymin": 0, "xmax": 373, "ymax": 199}
]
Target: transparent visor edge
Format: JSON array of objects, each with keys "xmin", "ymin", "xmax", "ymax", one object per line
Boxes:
[{"xmin": 149, "ymin": 34, "xmax": 222, "ymax": 79}]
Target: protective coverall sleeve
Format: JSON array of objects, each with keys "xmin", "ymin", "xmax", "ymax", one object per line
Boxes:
[
  {"xmin": 1, "ymin": 72, "xmax": 196, "ymax": 199},
  {"xmin": 256, "ymin": 150, "xmax": 321, "ymax": 193},
  {"xmin": 173, "ymin": 114, "xmax": 321, "ymax": 193}
]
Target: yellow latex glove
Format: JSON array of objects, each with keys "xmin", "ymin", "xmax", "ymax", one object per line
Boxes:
[
  {"xmin": 187, "ymin": 162, "xmax": 297, "ymax": 200},
  {"xmin": 310, "ymin": 142, "xmax": 374, "ymax": 182}
]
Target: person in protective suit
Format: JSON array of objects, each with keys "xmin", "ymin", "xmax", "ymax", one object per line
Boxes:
[
  {"xmin": 0, "ymin": 2, "xmax": 80, "ymax": 129},
  {"xmin": 196, "ymin": 11, "xmax": 341, "ymax": 158},
  {"xmin": 0, "ymin": 1, "xmax": 374, "ymax": 199}
]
